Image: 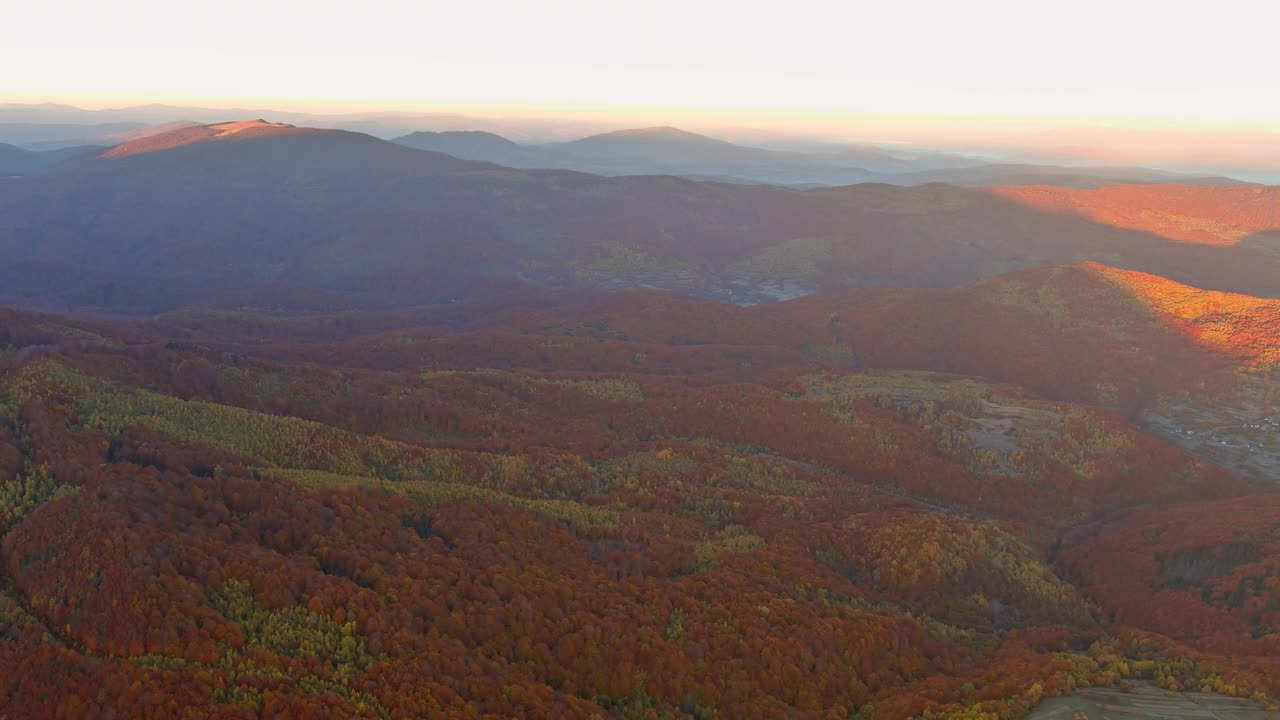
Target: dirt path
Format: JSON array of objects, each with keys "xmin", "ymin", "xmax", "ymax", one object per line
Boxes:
[{"xmin": 1029, "ymin": 681, "xmax": 1279, "ymax": 720}]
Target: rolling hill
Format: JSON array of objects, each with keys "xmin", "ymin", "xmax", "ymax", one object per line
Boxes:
[
  {"xmin": 545, "ymin": 125, "xmax": 882, "ymax": 183},
  {"xmin": 395, "ymin": 126, "xmax": 1237, "ymax": 189},
  {"xmin": 893, "ymin": 164, "xmax": 1243, "ymax": 189},
  {"xmin": 0, "ymin": 119, "xmax": 203, "ymax": 151},
  {"xmin": 0, "ymin": 121, "xmax": 146, "ymax": 148},
  {"xmin": 99, "ymin": 119, "xmax": 321, "ymax": 158},
  {"xmin": 2, "ymin": 121, "xmax": 1280, "ymax": 315},
  {"xmin": 395, "ymin": 125, "xmax": 886, "ymax": 185},
  {"xmin": 390, "ymin": 130, "xmax": 545, "ymax": 167},
  {"xmin": 153, "ymin": 266, "xmax": 1123, "ymax": 403},
  {"xmin": 150, "ymin": 260, "xmax": 1280, "ymax": 481},
  {"xmin": 1063, "ymin": 491, "xmax": 1280, "ymax": 685},
  {"xmin": 0, "ymin": 143, "xmax": 102, "ymax": 176},
  {"xmin": 991, "ymin": 185, "xmax": 1280, "ymax": 246},
  {"xmin": 4, "ymin": 257, "xmax": 1280, "ymax": 716}
]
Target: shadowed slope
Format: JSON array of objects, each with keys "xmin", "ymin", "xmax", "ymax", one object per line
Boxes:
[
  {"xmin": 1064, "ymin": 493, "xmax": 1280, "ymax": 657},
  {"xmin": 153, "ymin": 262, "xmax": 1249, "ymax": 416},
  {"xmin": 0, "ymin": 143, "xmax": 101, "ymax": 175},
  {"xmin": 448, "ymin": 264, "xmax": 1233, "ymax": 412}
]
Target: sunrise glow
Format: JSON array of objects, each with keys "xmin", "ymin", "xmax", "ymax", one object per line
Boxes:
[{"xmin": 7, "ymin": 0, "xmax": 1280, "ymax": 139}]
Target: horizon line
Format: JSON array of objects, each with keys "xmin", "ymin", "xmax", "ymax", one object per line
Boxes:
[{"xmin": 6, "ymin": 97, "xmax": 1280, "ymax": 135}]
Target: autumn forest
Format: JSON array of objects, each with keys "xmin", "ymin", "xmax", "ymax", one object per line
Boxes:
[{"xmin": 2, "ymin": 118, "xmax": 1280, "ymax": 719}]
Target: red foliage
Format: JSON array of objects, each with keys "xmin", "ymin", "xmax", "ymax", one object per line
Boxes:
[{"xmin": 1, "ymin": 261, "xmax": 1277, "ymax": 715}]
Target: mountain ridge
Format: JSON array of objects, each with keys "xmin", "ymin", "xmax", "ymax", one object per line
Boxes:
[
  {"xmin": 3, "ymin": 120, "xmax": 1280, "ymax": 314},
  {"xmin": 4, "ymin": 134, "xmax": 1280, "ymax": 715},
  {"xmin": 394, "ymin": 124, "xmax": 1246, "ymax": 188},
  {"xmin": 101, "ymin": 119, "xmax": 319, "ymax": 158},
  {"xmin": 991, "ymin": 184, "xmax": 1280, "ymax": 245}
]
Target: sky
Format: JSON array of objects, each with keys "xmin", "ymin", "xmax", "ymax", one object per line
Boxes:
[{"xmin": 5, "ymin": 0, "xmax": 1280, "ymax": 133}]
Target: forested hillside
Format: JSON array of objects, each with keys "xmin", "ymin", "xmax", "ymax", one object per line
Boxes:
[
  {"xmin": 3, "ymin": 261, "xmax": 1280, "ymax": 718},
  {"xmin": 12, "ymin": 0, "xmax": 1280, "ymax": 712},
  {"xmin": 3, "ymin": 122, "xmax": 1280, "ymax": 313}
]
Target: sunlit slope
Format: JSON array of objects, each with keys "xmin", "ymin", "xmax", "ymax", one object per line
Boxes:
[
  {"xmin": 1089, "ymin": 263, "xmax": 1280, "ymax": 368},
  {"xmin": 99, "ymin": 120, "xmax": 315, "ymax": 158},
  {"xmin": 990, "ymin": 185, "xmax": 1280, "ymax": 246}
]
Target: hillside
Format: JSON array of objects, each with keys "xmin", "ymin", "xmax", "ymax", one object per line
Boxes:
[
  {"xmin": 550, "ymin": 126, "xmax": 805, "ymax": 174},
  {"xmin": 396, "ymin": 125, "xmax": 886, "ymax": 185},
  {"xmin": 99, "ymin": 119, "xmax": 310, "ymax": 158},
  {"xmin": 407, "ymin": 263, "xmax": 1235, "ymax": 411},
  {"xmin": 224, "ymin": 261, "xmax": 1280, "ymax": 481},
  {"xmin": 0, "ymin": 121, "xmax": 145, "ymax": 148},
  {"xmin": 0, "ymin": 143, "xmax": 100, "ymax": 175},
  {"xmin": 145, "ymin": 262, "xmax": 1280, "ymax": 486},
  {"xmin": 0, "ymin": 143, "xmax": 40, "ymax": 174},
  {"xmin": 10, "ymin": 10, "xmax": 1280, "ymax": 719},
  {"xmin": 1064, "ymin": 493, "xmax": 1280, "ymax": 663},
  {"xmin": 990, "ymin": 185, "xmax": 1280, "ymax": 246},
  {"xmin": 3, "ymin": 121, "xmax": 1280, "ymax": 314},
  {"xmin": 99, "ymin": 119, "xmax": 203, "ymax": 144},
  {"xmin": 392, "ymin": 130, "xmax": 543, "ymax": 167},
  {"xmin": 393, "ymin": 126, "xmax": 1236, "ymax": 189},
  {"xmin": 0, "ymin": 119, "xmax": 205, "ymax": 151},
  {"xmin": 3, "ymin": 270, "xmax": 1278, "ymax": 716},
  {"xmin": 898, "ymin": 165, "xmax": 1243, "ymax": 189},
  {"xmin": 1090, "ymin": 264, "xmax": 1280, "ymax": 367}
]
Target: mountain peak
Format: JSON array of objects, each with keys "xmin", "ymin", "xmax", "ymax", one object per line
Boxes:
[
  {"xmin": 395, "ymin": 130, "xmax": 518, "ymax": 146},
  {"xmin": 570, "ymin": 126, "xmax": 724, "ymax": 145},
  {"xmin": 608, "ymin": 126, "xmax": 695, "ymax": 137},
  {"xmin": 101, "ymin": 119, "xmax": 310, "ymax": 158},
  {"xmin": 207, "ymin": 119, "xmax": 293, "ymax": 135}
]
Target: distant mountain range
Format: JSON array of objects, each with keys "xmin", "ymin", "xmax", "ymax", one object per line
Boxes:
[
  {"xmin": 0, "ymin": 120, "xmax": 201, "ymax": 152},
  {"xmin": 0, "ymin": 122, "xmax": 147, "ymax": 149},
  {"xmin": 392, "ymin": 126, "xmax": 1243, "ymax": 188},
  {"xmin": 0, "ymin": 120, "xmax": 1277, "ymax": 314},
  {"xmin": 0, "ymin": 142, "xmax": 103, "ymax": 175},
  {"xmin": 1, "ymin": 102, "xmax": 1265, "ymax": 185},
  {"xmin": 0, "ymin": 102, "xmax": 621, "ymax": 144}
]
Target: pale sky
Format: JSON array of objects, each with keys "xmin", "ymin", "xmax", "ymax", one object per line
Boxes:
[{"xmin": 5, "ymin": 0, "xmax": 1279, "ymax": 128}]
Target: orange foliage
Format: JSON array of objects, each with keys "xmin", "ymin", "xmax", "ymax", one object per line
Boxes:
[
  {"xmin": 1091, "ymin": 263, "xmax": 1280, "ymax": 368},
  {"xmin": 989, "ymin": 185, "xmax": 1280, "ymax": 246}
]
